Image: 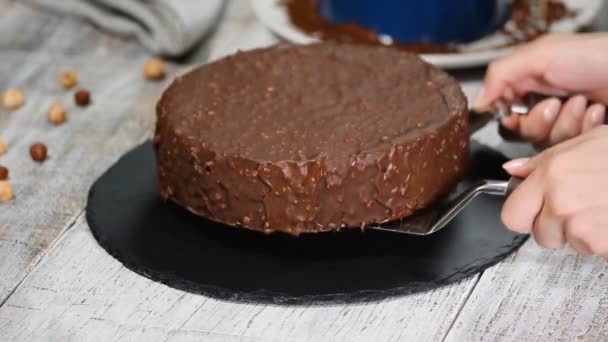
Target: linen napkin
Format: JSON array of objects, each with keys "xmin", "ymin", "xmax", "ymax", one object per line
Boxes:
[{"xmin": 23, "ymin": 0, "xmax": 224, "ymax": 57}]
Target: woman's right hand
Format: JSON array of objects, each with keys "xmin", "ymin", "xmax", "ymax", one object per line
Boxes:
[{"xmin": 474, "ymin": 33, "xmax": 608, "ymax": 149}]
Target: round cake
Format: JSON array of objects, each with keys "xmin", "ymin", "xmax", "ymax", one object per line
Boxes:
[{"xmin": 154, "ymin": 43, "xmax": 469, "ymax": 235}]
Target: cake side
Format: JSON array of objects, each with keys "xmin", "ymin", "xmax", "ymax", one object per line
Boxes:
[{"xmin": 153, "ymin": 43, "xmax": 468, "ymax": 235}]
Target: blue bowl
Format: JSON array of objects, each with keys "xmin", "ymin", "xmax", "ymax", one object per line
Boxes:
[{"xmin": 318, "ymin": 0, "xmax": 510, "ymax": 44}]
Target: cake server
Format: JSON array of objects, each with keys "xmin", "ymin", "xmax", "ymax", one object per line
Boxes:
[
  {"xmin": 369, "ymin": 97, "xmax": 533, "ymax": 236},
  {"xmin": 467, "ymin": 98, "xmax": 530, "ymax": 134},
  {"xmin": 369, "ymin": 93, "xmax": 608, "ymax": 236},
  {"xmin": 368, "ymin": 97, "xmax": 526, "ymax": 236},
  {"xmin": 370, "ymin": 177, "xmax": 523, "ymax": 236}
]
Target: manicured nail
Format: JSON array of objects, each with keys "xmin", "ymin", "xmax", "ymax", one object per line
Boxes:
[
  {"xmin": 543, "ymin": 99, "xmax": 560, "ymax": 122},
  {"xmin": 502, "ymin": 158, "xmax": 530, "ymax": 173},
  {"xmin": 570, "ymin": 95, "xmax": 587, "ymax": 118},
  {"xmin": 473, "ymin": 86, "xmax": 486, "ymax": 109},
  {"xmin": 590, "ymin": 106, "xmax": 606, "ymax": 125}
]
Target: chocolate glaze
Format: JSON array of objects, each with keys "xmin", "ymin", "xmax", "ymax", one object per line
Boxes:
[
  {"xmin": 154, "ymin": 43, "xmax": 468, "ymax": 235},
  {"xmin": 285, "ymin": 0, "xmax": 574, "ymax": 54}
]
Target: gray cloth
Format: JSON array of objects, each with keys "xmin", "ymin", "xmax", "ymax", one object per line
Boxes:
[{"xmin": 24, "ymin": 0, "xmax": 224, "ymax": 57}]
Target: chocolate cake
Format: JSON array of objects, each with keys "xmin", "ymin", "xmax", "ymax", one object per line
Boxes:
[{"xmin": 154, "ymin": 43, "xmax": 468, "ymax": 235}]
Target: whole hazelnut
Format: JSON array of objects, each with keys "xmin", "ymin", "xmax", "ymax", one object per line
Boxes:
[
  {"xmin": 58, "ymin": 71, "xmax": 78, "ymax": 89},
  {"xmin": 0, "ymin": 137, "xmax": 5, "ymax": 155},
  {"xmin": 30, "ymin": 143, "xmax": 47, "ymax": 162},
  {"xmin": 0, "ymin": 165, "xmax": 8, "ymax": 180},
  {"xmin": 74, "ymin": 89, "xmax": 91, "ymax": 106},
  {"xmin": 47, "ymin": 102, "xmax": 67, "ymax": 125},
  {"xmin": 1, "ymin": 88, "xmax": 24, "ymax": 110},
  {"xmin": 142, "ymin": 58, "xmax": 165, "ymax": 80},
  {"xmin": 0, "ymin": 180, "xmax": 12, "ymax": 202}
]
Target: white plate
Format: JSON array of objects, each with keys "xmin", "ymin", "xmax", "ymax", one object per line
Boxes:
[{"xmin": 252, "ymin": 0, "xmax": 603, "ymax": 69}]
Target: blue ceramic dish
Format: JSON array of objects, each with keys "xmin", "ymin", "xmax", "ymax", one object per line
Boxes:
[{"xmin": 318, "ymin": 0, "xmax": 510, "ymax": 44}]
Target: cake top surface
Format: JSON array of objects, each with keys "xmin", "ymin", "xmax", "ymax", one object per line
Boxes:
[{"xmin": 157, "ymin": 43, "xmax": 466, "ymax": 162}]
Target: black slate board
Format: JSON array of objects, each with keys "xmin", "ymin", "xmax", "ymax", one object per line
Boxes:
[{"xmin": 86, "ymin": 140, "xmax": 527, "ymax": 305}]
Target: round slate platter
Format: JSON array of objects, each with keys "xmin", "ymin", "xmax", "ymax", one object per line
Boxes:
[{"xmin": 86, "ymin": 140, "xmax": 527, "ymax": 305}]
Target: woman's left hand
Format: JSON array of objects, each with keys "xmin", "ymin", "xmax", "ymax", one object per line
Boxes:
[{"xmin": 501, "ymin": 125, "xmax": 608, "ymax": 256}]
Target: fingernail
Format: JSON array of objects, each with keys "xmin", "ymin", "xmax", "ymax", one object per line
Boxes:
[
  {"xmin": 543, "ymin": 99, "xmax": 560, "ymax": 122},
  {"xmin": 502, "ymin": 158, "xmax": 530, "ymax": 172},
  {"xmin": 473, "ymin": 86, "xmax": 486, "ymax": 109},
  {"xmin": 591, "ymin": 106, "xmax": 606, "ymax": 125},
  {"xmin": 570, "ymin": 95, "xmax": 587, "ymax": 118}
]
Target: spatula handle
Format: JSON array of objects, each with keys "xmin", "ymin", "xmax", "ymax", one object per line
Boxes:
[
  {"xmin": 495, "ymin": 93, "xmax": 550, "ymax": 119},
  {"xmin": 478, "ymin": 177, "xmax": 523, "ymax": 197},
  {"xmin": 498, "ymin": 93, "xmax": 608, "ymax": 124},
  {"xmin": 421, "ymin": 176, "xmax": 524, "ymax": 234},
  {"xmin": 504, "ymin": 177, "xmax": 523, "ymax": 197}
]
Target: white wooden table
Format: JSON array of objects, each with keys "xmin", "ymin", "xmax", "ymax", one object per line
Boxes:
[{"xmin": 1, "ymin": 1, "xmax": 607, "ymax": 341}]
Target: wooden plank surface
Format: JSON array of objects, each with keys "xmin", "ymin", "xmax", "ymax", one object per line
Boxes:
[
  {"xmin": 0, "ymin": 1, "xmax": 484, "ymax": 341},
  {"xmin": 0, "ymin": 217, "xmax": 480, "ymax": 342},
  {"xmin": 0, "ymin": 0, "xmax": 178, "ymax": 304},
  {"xmin": 0, "ymin": 50, "xmax": 173, "ymax": 304},
  {"xmin": 446, "ymin": 243, "xmax": 608, "ymax": 342},
  {"xmin": 1, "ymin": 0, "xmax": 607, "ymax": 341}
]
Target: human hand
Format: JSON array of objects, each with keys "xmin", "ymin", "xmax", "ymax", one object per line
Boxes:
[
  {"xmin": 474, "ymin": 33, "xmax": 608, "ymax": 149},
  {"xmin": 501, "ymin": 126, "xmax": 608, "ymax": 256}
]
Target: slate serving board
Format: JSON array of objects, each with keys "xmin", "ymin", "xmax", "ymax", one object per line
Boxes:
[{"xmin": 86, "ymin": 140, "xmax": 527, "ymax": 305}]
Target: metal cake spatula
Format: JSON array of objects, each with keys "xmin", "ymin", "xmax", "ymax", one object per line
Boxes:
[
  {"xmin": 368, "ymin": 98, "xmax": 532, "ymax": 236},
  {"xmin": 371, "ymin": 93, "xmax": 608, "ymax": 235},
  {"xmin": 370, "ymin": 177, "xmax": 523, "ymax": 235}
]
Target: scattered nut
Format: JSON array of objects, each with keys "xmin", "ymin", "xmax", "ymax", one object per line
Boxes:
[
  {"xmin": 1, "ymin": 88, "xmax": 24, "ymax": 110},
  {"xmin": 47, "ymin": 102, "xmax": 67, "ymax": 125},
  {"xmin": 30, "ymin": 143, "xmax": 47, "ymax": 162},
  {"xmin": 58, "ymin": 71, "xmax": 78, "ymax": 89},
  {"xmin": 0, "ymin": 165, "xmax": 8, "ymax": 180},
  {"xmin": 242, "ymin": 216, "xmax": 251, "ymax": 225},
  {"xmin": 142, "ymin": 58, "xmax": 165, "ymax": 80},
  {"xmin": 0, "ymin": 180, "xmax": 12, "ymax": 202},
  {"xmin": 0, "ymin": 138, "xmax": 5, "ymax": 155},
  {"xmin": 74, "ymin": 89, "xmax": 91, "ymax": 106}
]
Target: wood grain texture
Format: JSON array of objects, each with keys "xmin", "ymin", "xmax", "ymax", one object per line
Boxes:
[
  {"xmin": 0, "ymin": 49, "xmax": 176, "ymax": 304},
  {"xmin": 0, "ymin": 2, "xmax": 483, "ymax": 341},
  {"xmin": 2, "ymin": 0, "xmax": 608, "ymax": 341},
  {"xmin": 445, "ymin": 241, "xmax": 608, "ymax": 342},
  {"xmin": 0, "ymin": 217, "xmax": 480, "ymax": 342}
]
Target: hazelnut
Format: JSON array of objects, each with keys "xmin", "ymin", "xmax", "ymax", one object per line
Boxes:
[
  {"xmin": 74, "ymin": 89, "xmax": 91, "ymax": 106},
  {"xmin": 58, "ymin": 71, "xmax": 78, "ymax": 89},
  {"xmin": 1, "ymin": 88, "xmax": 24, "ymax": 110},
  {"xmin": 242, "ymin": 216, "xmax": 251, "ymax": 225},
  {"xmin": 46, "ymin": 102, "xmax": 67, "ymax": 125},
  {"xmin": 0, "ymin": 165, "xmax": 7, "ymax": 180},
  {"xmin": 142, "ymin": 58, "xmax": 165, "ymax": 80},
  {"xmin": 0, "ymin": 137, "xmax": 5, "ymax": 155},
  {"xmin": 0, "ymin": 181, "xmax": 12, "ymax": 202},
  {"xmin": 30, "ymin": 143, "xmax": 47, "ymax": 162}
]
